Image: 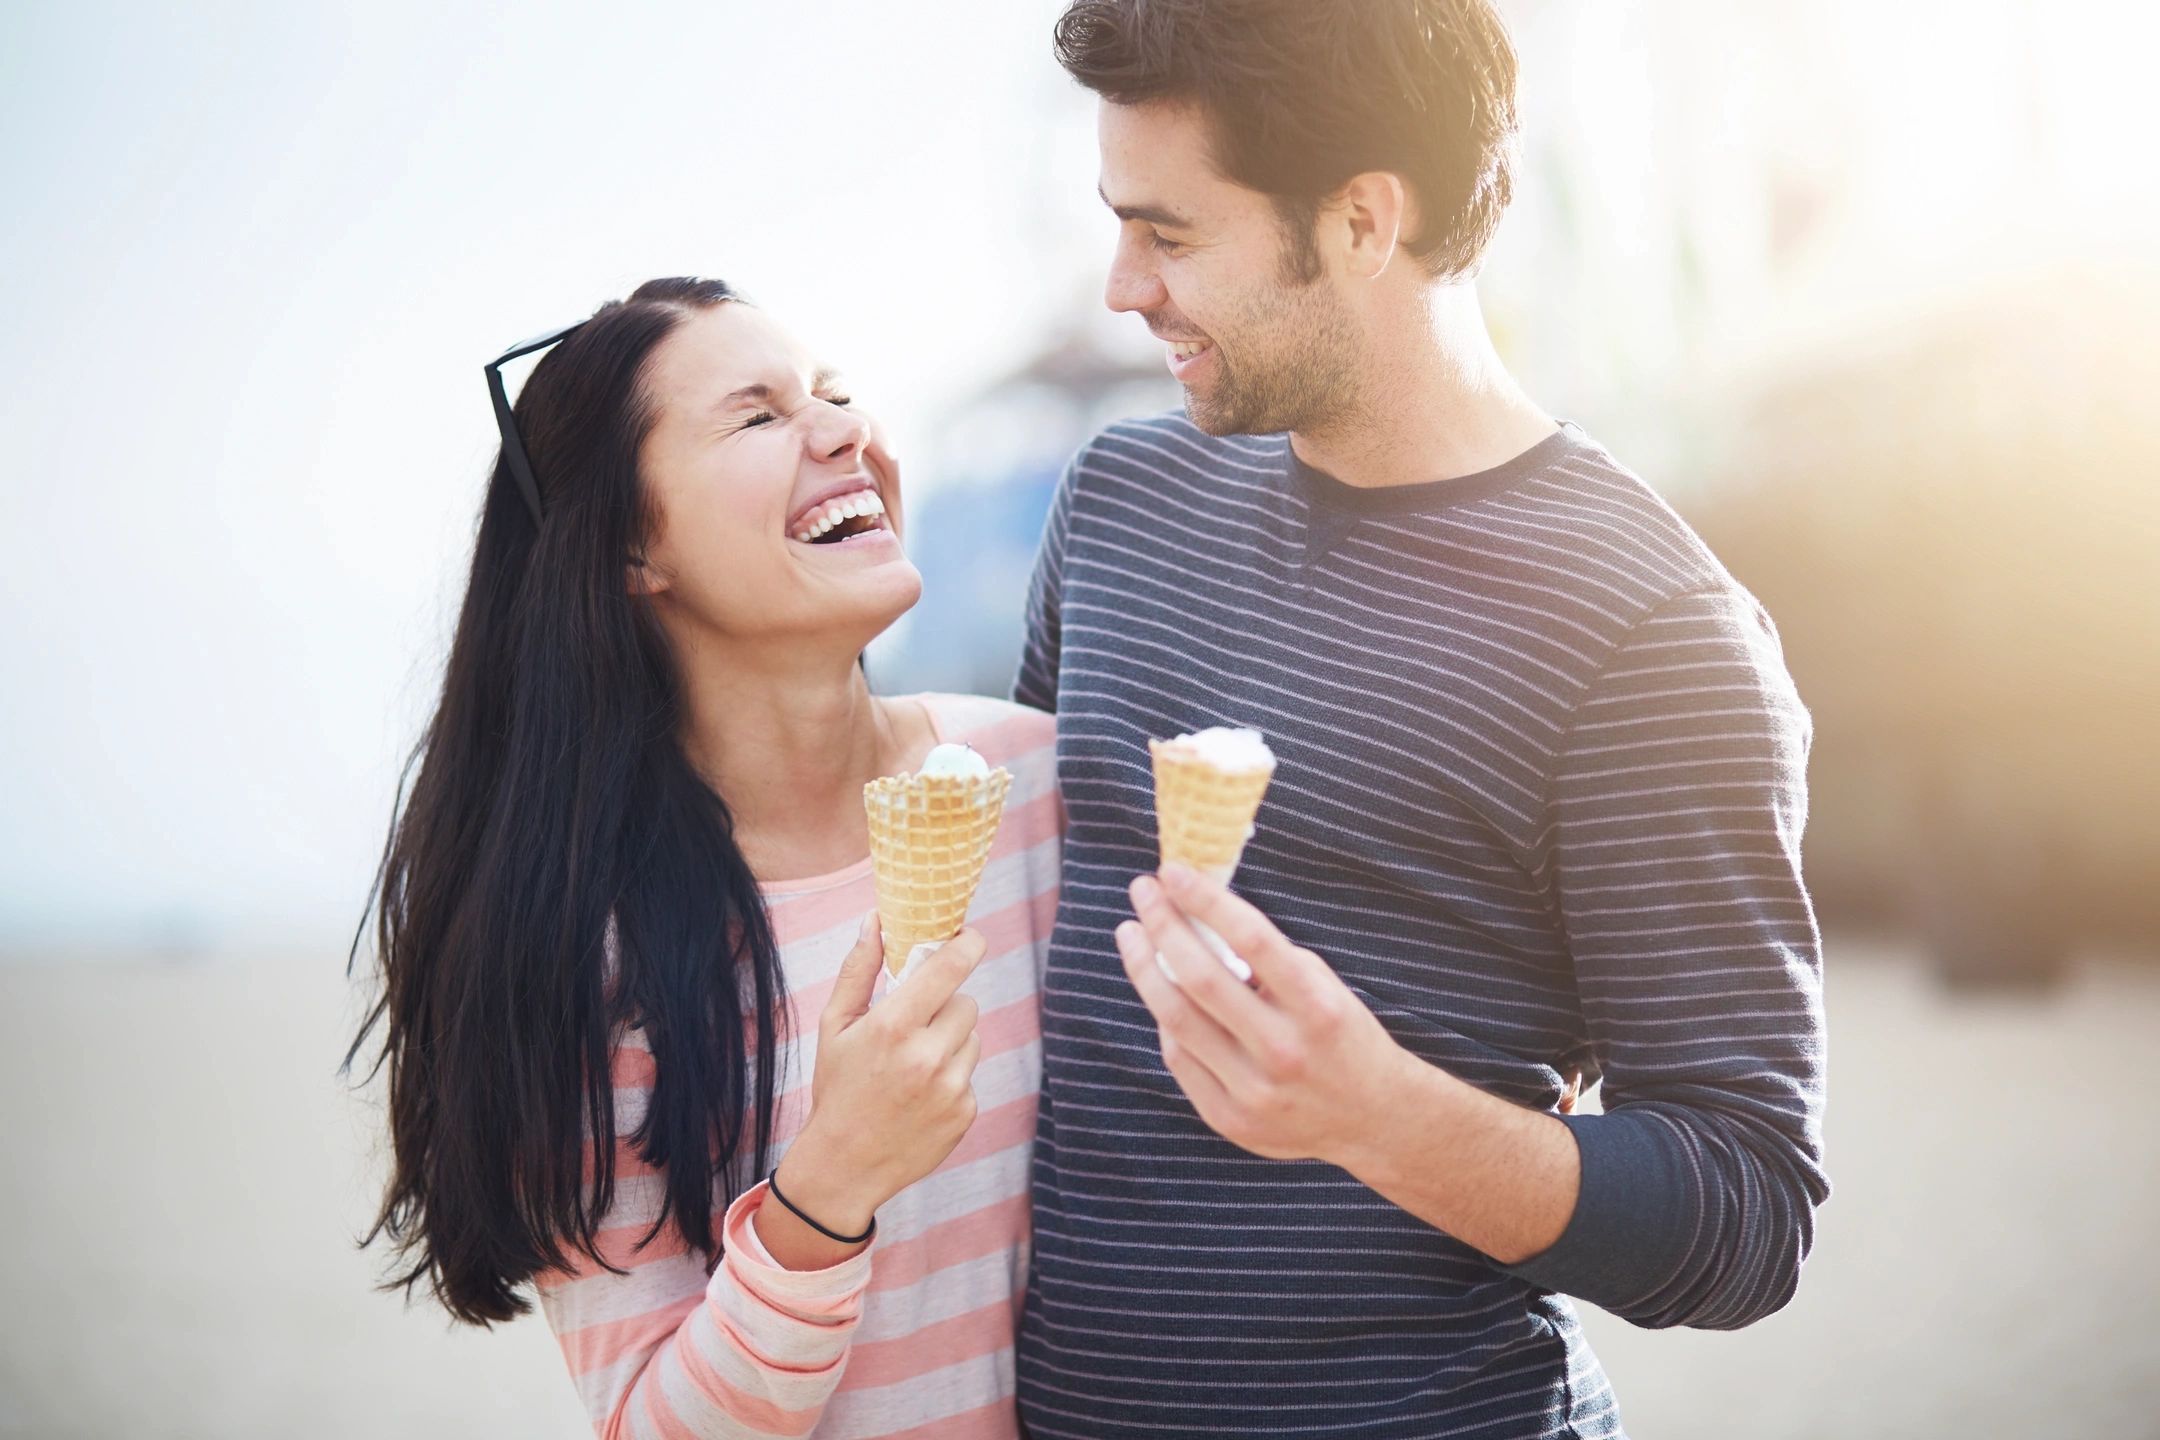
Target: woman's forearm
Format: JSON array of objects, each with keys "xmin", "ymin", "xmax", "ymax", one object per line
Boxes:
[{"xmin": 751, "ymin": 1124, "xmax": 882, "ymax": 1271}]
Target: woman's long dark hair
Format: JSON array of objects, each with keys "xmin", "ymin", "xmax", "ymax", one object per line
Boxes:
[{"xmin": 345, "ymin": 277, "xmax": 788, "ymax": 1326}]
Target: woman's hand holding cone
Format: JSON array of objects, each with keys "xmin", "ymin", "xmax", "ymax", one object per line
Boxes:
[{"xmin": 757, "ymin": 916, "xmax": 987, "ymax": 1269}]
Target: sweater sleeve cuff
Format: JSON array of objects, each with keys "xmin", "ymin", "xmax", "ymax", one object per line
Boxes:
[
  {"xmin": 720, "ymin": 1182, "xmax": 874, "ymax": 1319},
  {"xmin": 1501, "ymin": 1109, "xmax": 1695, "ymax": 1310}
]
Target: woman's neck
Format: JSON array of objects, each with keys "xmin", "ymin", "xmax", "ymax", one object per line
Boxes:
[{"xmin": 671, "ymin": 629, "xmax": 934, "ymax": 883}]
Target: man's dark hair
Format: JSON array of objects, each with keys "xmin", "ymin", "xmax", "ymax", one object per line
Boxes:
[{"xmin": 1054, "ymin": 0, "xmax": 1520, "ymax": 282}]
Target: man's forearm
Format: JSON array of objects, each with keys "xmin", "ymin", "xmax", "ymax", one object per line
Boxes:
[{"xmin": 1335, "ymin": 1047, "xmax": 1581, "ymax": 1266}]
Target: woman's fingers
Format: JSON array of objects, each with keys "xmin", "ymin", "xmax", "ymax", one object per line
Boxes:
[
  {"xmin": 797, "ymin": 924, "xmax": 993, "ymax": 1215},
  {"xmin": 933, "ymin": 1030, "xmax": 983, "ymax": 1147},
  {"xmin": 821, "ymin": 914, "xmax": 885, "ymax": 1036},
  {"xmin": 952, "ymin": 1028, "xmax": 983, "ymax": 1085},
  {"xmin": 881, "ymin": 928, "xmax": 988, "ymax": 1029},
  {"xmin": 926, "ymin": 989, "xmax": 981, "ymax": 1059}
]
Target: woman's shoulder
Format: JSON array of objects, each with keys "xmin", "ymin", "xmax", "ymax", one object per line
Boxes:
[
  {"xmin": 909, "ymin": 692, "xmax": 1056, "ymax": 764},
  {"xmin": 904, "ymin": 693, "xmax": 1064, "ymax": 866}
]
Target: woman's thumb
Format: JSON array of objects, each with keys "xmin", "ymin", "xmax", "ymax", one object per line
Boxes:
[{"xmin": 824, "ymin": 913, "xmax": 884, "ymax": 1028}]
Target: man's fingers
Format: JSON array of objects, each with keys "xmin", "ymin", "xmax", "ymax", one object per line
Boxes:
[
  {"xmin": 1129, "ymin": 874, "xmax": 1292, "ymax": 1050},
  {"xmin": 1155, "ymin": 1013, "xmax": 1241, "ymax": 1140},
  {"xmin": 1558, "ymin": 1067, "xmax": 1584, "ymax": 1114},
  {"xmin": 822, "ymin": 914, "xmax": 884, "ymax": 1033},
  {"xmin": 1158, "ymin": 864, "xmax": 1316, "ymax": 999},
  {"xmin": 1116, "ymin": 917, "xmax": 1191, "ymax": 1026},
  {"xmin": 1115, "ymin": 919, "xmax": 1258, "ymax": 1089}
]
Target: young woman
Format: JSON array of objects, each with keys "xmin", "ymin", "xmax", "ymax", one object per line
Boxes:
[{"xmin": 348, "ymin": 277, "xmax": 1060, "ymax": 1439}]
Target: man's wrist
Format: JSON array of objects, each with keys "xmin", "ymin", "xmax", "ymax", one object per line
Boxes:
[
  {"xmin": 1328, "ymin": 1044, "xmax": 1581, "ymax": 1264},
  {"xmin": 1328, "ymin": 1041, "xmax": 1454, "ymax": 1186}
]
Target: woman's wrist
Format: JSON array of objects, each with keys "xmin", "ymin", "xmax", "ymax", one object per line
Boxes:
[
  {"xmin": 749, "ymin": 1130, "xmax": 882, "ymax": 1272},
  {"xmin": 772, "ymin": 1122, "xmax": 885, "ymax": 1237}
]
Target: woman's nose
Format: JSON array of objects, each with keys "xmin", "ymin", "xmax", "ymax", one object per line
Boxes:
[{"xmin": 812, "ymin": 400, "xmax": 872, "ymax": 464}]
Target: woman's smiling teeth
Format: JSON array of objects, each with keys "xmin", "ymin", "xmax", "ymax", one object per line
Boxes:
[{"xmin": 792, "ymin": 489, "xmax": 888, "ymax": 544}]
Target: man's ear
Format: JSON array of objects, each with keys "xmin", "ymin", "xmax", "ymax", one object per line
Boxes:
[
  {"xmin": 626, "ymin": 553, "xmax": 670, "ymax": 596},
  {"xmin": 1329, "ymin": 171, "xmax": 1409, "ymax": 280}
]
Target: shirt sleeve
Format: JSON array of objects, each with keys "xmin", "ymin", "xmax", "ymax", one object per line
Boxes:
[
  {"xmin": 1504, "ymin": 587, "xmax": 1830, "ymax": 1331},
  {"xmin": 537, "ymin": 1081, "xmax": 873, "ymax": 1439},
  {"xmin": 1013, "ymin": 450, "xmax": 1082, "ymax": 713}
]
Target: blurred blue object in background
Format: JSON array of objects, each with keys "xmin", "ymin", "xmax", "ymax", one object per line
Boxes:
[
  {"xmin": 871, "ymin": 457, "xmax": 1059, "ymax": 697},
  {"xmin": 871, "ymin": 328, "xmax": 1178, "ymax": 698}
]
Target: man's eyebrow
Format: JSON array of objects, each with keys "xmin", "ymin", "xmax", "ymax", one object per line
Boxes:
[
  {"xmin": 714, "ymin": 367, "xmax": 844, "ymax": 410},
  {"xmin": 1098, "ymin": 184, "xmax": 1195, "ymax": 231}
]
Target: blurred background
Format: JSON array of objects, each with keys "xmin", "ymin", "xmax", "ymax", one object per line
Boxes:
[{"xmin": 3, "ymin": 1, "xmax": 2156, "ymax": 1435}]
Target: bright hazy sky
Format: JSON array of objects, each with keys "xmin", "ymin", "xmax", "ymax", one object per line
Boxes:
[
  {"xmin": 0, "ymin": 0, "xmax": 1104, "ymax": 951},
  {"xmin": 3, "ymin": 0, "xmax": 2152, "ymax": 954}
]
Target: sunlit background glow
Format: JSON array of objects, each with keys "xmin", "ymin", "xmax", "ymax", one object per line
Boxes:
[
  {"xmin": 2, "ymin": 2, "xmax": 2156, "ymax": 1435},
  {"xmin": 2, "ymin": 0, "xmax": 2154, "ymax": 955}
]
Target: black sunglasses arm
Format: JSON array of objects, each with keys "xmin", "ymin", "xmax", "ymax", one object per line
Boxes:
[{"xmin": 483, "ymin": 320, "xmax": 587, "ymax": 526}]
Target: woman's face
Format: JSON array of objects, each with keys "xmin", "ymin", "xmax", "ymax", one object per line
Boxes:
[{"xmin": 634, "ymin": 302, "xmax": 920, "ymax": 649}]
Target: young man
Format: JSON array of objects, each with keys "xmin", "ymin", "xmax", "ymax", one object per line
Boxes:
[{"xmin": 1012, "ymin": 2, "xmax": 1828, "ymax": 1436}]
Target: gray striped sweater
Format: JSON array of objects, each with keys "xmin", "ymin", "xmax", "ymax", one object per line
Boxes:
[{"xmin": 1011, "ymin": 413, "xmax": 1828, "ymax": 1439}]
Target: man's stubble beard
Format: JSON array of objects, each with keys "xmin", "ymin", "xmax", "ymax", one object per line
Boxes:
[{"xmin": 1183, "ymin": 272, "xmax": 1365, "ymax": 440}]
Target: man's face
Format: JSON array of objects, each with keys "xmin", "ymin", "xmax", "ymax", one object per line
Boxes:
[{"xmin": 1096, "ymin": 99, "xmax": 1359, "ymax": 437}]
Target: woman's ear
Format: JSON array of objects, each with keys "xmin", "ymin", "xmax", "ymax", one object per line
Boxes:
[{"xmin": 625, "ymin": 554, "xmax": 670, "ymax": 596}]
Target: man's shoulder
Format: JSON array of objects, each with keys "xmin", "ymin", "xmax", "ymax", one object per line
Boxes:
[
  {"xmin": 1516, "ymin": 425, "xmax": 1741, "ymax": 611},
  {"xmin": 1069, "ymin": 409, "xmax": 1290, "ymax": 491},
  {"xmin": 1516, "ymin": 429, "xmax": 1800, "ymax": 684}
]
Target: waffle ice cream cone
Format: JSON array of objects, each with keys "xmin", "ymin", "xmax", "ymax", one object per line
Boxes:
[
  {"xmin": 1149, "ymin": 731, "xmax": 1276, "ymax": 881},
  {"xmin": 864, "ymin": 750, "xmax": 1013, "ymax": 978},
  {"xmin": 1149, "ymin": 728, "xmax": 1275, "ymax": 982}
]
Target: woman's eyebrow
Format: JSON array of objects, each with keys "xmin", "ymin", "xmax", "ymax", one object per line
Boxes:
[{"xmin": 712, "ymin": 367, "xmax": 844, "ymax": 412}]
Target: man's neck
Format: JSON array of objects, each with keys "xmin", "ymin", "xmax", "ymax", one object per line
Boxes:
[{"xmin": 1290, "ymin": 282, "xmax": 1555, "ymax": 489}]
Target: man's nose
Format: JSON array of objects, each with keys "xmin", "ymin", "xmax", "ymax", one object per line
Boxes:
[{"xmin": 1104, "ymin": 231, "xmax": 1166, "ymax": 315}]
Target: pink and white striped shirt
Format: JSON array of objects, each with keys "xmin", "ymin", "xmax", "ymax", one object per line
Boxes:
[{"xmin": 537, "ymin": 694, "xmax": 1060, "ymax": 1440}]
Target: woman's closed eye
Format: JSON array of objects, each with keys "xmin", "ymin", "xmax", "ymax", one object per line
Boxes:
[{"xmin": 740, "ymin": 394, "xmax": 853, "ymax": 431}]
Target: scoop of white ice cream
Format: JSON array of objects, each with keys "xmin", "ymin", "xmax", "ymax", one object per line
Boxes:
[
  {"xmin": 1165, "ymin": 726, "xmax": 1273, "ymax": 772},
  {"xmin": 917, "ymin": 742, "xmax": 990, "ymax": 780}
]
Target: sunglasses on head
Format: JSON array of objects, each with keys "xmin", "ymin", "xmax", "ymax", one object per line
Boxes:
[{"xmin": 484, "ymin": 320, "xmax": 586, "ymax": 525}]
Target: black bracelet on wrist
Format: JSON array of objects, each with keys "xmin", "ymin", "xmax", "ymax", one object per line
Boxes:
[{"xmin": 766, "ymin": 1167, "xmax": 877, "ymax": 1246}]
